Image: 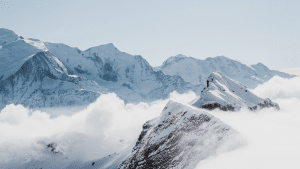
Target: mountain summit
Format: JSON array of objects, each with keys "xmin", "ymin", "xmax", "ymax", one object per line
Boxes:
[
  {"xmin": 155, "ymin": 55, "xmax": 294, "ymax": 89},
  {"xmin": 118, "ymin": 101, "xmax": 241, "ymax": 169},
  {"xmin": 191, "ymin": 72, "xmax": 280, "ymax": 111}
]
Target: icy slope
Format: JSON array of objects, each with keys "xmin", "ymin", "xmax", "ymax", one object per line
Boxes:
[
  {"xmin": 0, "ymin": 50, "xmax": 108, "ymax": 109},
  {"xmin": 155, "ymin": 55, "xmax": 295, "ymax": 89},
  {"xmin": 0, "ymin": 28, "xmax": 19, "ymax": 45},
  {"xmin": 191, "ymin": 72, "xmax": 280, "ymax": 111},
  {"xmin": 118, "ymin": 101, "xmax": 240, "ymax": 169},
  {"xmin": 44, "ymin": 42, "xmax": 194, "ymax": 103},
  {"xmin": 0, "ymin": 33, "xmax": 46, "ymax": 80}
]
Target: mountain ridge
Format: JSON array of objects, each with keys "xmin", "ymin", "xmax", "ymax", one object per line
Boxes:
[
  {"xmin": 0, "ymin": 28, "xmax": 295, "ymax": 110},
  {"xmin": 0, "ymin": 29, "xmax": 194, "ymax": 109},
  {"xmin": 155, "ymin": 54, "xmax": 295, "ymax": 89},
  {"xmin": 117, "ymin": 100, "xmax": 241, "ymax": 169},
  {"xmin": 191, "ymin": 72, "xmax": 280, "ymax": 111}
]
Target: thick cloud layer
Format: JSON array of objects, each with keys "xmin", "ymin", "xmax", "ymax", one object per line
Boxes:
[
  {"xmin": 252, "ymin": 75, "xmax": 300, "ymax": 100},
  {"xmin": 1, "ymin": 75, "xmax": 299, "ymax": 168},
  {"xmin": 0, "ymin": 91, "xmax": 197, "ymax": 168},
  {"xmin": 196, "ymin": 76, "xmax": 300, "ymax": 169}
]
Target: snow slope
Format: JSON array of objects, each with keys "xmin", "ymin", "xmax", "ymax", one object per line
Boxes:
[
  {"xmin": 118, "ymin": 101, "xmax": 241, "ymax": 169},
  {"xmin": 0, "ymin": 50, "xmax": 107, "ymax": 109},
  {"xmin": 44, "ymin": 42, "xmax": 194, "ymax": 103},
  {"xmin": 0, "ymin": 29, "xmax": 193, "ymax": 109},
  {"xmin": 155, "ymin": 55, "xmax": 295, "ymax": 89},
  {"xmin": 191, "ymin": 72, "xmax": 280, "ymax": 111}
]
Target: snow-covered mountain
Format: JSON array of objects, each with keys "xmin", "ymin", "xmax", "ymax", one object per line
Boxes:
[
  {"xmin": 0, "ymin": 50, "xmax": 106, "ymax": 109},
  {"xmin": 191, "ymin": 72, "xmax": 280, "ymax": 111},
  {"xmin": 0, "ymin": 28, "xmax": 193, "ymax": 109},
  {"xmin": 118, "ymin": 101, "xmax": 240, "ymax": 169},
  {"xmin": 155, "ymin": 54, "xmax": 295, "ymax": 89},
  {"xmin": 0, "ymin": 28, "xmax": 293, "ymax": 110}
]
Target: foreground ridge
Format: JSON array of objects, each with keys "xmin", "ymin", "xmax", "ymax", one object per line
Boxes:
[{"xmin": 118, "ymin": 101, "xmax": 240, "ymax": 169}]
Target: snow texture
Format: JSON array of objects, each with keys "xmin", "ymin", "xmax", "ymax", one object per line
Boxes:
[
  {"xmin": 118, "ymin": 101, "xmax": 240, "ymax": 169},
  {"xmin": 0, "ymin": 29, "xmax": 193, "ymax": 109},
  {"xmin": 0, "ymin": 29, "xmax": 291, "ymax": 110},
  {"xmin": 191, "ymin": 72, "xmax": 280, "ymax": 111},
  {"xmin": 155, "ymin": 55, "xmax": 295, "ymax": 89}
]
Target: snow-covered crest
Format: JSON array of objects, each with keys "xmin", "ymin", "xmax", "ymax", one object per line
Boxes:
[
  {"xmin": 0, "ymin": 28, "xmax": 19, "ymax": 45},
  {"xmin": 118, "ymin": 101, "xmax": 240, "ymax": 169},
  {"xmin": 156, "ymin": 55, "xmax": 295, "ymax": 89},
  {"xmin": 191, "ymin": 72, "xmax": 280, "ymax": 111}
]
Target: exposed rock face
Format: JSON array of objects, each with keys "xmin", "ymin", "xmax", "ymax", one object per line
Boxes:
[
  {"xmin": 47, "ymin": 142, "xmax": 61, "ymax": 154},
  {"xmin": 118, "ymin": 101, "xmax": 239, "ymax": 169},
  {"xmin": 191, "ymin": 72, "xmax": 280, "ymax": 111}
]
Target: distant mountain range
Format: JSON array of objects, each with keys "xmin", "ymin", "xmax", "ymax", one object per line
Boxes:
[
  {"xmin": 155, "ymin": 54, "xmax": 295, "ymax": 89},
  {"xmin": 0, "ymin": 28, "xmax": 295, "ymax": 109}
]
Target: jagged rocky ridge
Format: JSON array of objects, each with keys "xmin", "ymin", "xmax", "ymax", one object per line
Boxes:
[
  {"xmin": 155, "ymin": 54, "xmax": 295, "ymax": 89},
  {"xmin": 118, "ymin": 101, "xmax": 240, "ymax": 169},
  {"xmin": 0, "ymin": 28, "xmax": 194, "ymax": 109},
  {"xmin": 191, "ymin": 72, "xmax": 280, "ymax": 111}
]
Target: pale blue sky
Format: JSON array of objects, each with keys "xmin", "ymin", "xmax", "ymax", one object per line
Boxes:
[{"xmin": 1, "ymin": 0, "xmax": 299, "ymax": 69}]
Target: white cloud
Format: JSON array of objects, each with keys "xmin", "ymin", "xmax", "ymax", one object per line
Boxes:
[
  {"xmin": 0, "ymin": 91, "xmax": 197, "ymax": 168},
  {"xmin": 196, "ymin": 76, "xmax": 300, "ymax": 169},
  {"xmin": 2, "ymin": 75, "xmax": 299, "ymax": 169},
  {"xmin": 251, "ymin": 76, "xmax": 300, "ymax": 100}
]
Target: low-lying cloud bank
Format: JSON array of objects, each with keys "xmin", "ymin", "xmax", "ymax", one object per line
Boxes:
[
  {"xmin": 0, "ymin": 91, "xmax": 197, "ymax": 168},
  {"xmin": 196, "ymin": 76, "xmax": 300, "ymax": 169},
  {"xmin": 1, "ymin": 75, "xmax": 299, "ymax": 168}
]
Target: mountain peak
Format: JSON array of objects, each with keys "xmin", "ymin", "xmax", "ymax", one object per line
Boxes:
[
  {"xmin": 170, "ymin": 54, "xmax": 188, "ymax": 60},
  {"xmin": 250, "ymin": 62, "xmax": 270, "ymax": 72},
  {"xmin": 160, "ymin": 54, "xmax": 189, "ymax": 68},
  {"xmin": 0, "ymin": 28, "xmax": 19, "ymax": 45},
  {"xmin": 118, "ymin": 100, "xmax": 239, "ymax": 169},
  {"xmin": 85, "ymin": 43, "xmax": 119, "ymax": 53},
  {"xmin": 214, "ymin": 55, "xmax": 228, "ymax": 59},
  {"xmin": 191, "ymin": 72, "xmax": 280, "ymax": 111},
  {"xmin": 253, "ymin": 62, "xmax": 268, "ymax": 68}
]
